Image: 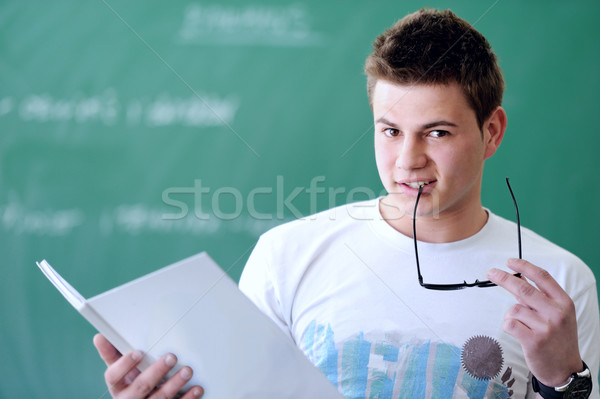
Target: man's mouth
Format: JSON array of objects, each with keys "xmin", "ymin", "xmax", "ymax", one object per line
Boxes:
[{"xmin": 404, "ymin": 181, "xmax": 435, "ymax": 189}]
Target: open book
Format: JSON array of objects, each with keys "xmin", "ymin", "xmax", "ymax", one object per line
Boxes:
[{"xmin": 36, "ymin": 252, "xmax": 343, "ymax": 398}]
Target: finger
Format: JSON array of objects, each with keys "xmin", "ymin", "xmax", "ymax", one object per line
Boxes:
[
  {"xmin": 505, "ymin": 258, "xmax": 568, "ymax": 300},
  {"xmin": 125, "ymin": 353, "xmax": 180, "ymax": 398},
  {"xmin": 180, "ymin": 386, "xmax": 205, "ymax": 399},
  {"xmin": 487, "ymin": 266, "xmax": 548, "ymax": 309},
  {"xmin": 490, "ymin": 263, "xmax": 577, "ymax": 334},
  {"xmin": 503, "ymin": 303, "xmax": 546, "ymax": 338},
  {"xmin": 93, "ymin": 333, "xmax": 122, "ymax": 367},
  {"xmin": 501, "ymin": 311, "xmax": 533, "ymax": 342},
  {"xmin": 149, "ymin": 367, "xmax": 203, "ymax": 399},
  {"xmin": 104, "ymin": 350, "xmax": 144, "ymax": 394}
]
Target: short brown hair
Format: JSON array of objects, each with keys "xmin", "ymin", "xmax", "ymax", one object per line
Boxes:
[{"xmin": 364, "ymin": 8, "xmax": 504, "ymax": 129}]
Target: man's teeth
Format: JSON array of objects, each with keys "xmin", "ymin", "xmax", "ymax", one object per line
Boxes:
[{"xmin": 406, "ymin": 181, "xmax": 430, "ymax": 189}]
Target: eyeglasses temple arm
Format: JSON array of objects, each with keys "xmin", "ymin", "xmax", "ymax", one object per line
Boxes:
[
  {"xmin": 414, "ymin": 185, "xmax": 425, "ymax": 286},
  {"xmin": 506, "ymin": 178, "xmax": 523, "ymax": 280}
]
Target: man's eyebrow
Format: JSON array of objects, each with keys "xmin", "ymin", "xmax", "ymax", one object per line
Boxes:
[
  {"xmin": 375, "ymin": 117, "xmax": 398, "ymax": 127},
  {"xmin": 375, "ymin": 117, "xmax": 458, "ymax": 129},
  {"xmin": 422, "ymin": 120, "xmax": 458, "ymax": 129}
]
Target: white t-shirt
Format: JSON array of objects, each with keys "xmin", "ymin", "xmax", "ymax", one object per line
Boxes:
[{"xmin": 239, "ymin": 198, "xmax": 600, "ymax": 399}]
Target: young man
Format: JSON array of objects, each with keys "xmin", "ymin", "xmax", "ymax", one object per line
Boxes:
[{"xmin": 95, "ymin": 8, "xmax": 599, "ymax": 399}]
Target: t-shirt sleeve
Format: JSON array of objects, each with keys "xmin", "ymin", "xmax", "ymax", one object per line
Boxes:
[{"xmin": 238, "ymin": 235, "xmax": 294, "ymax": 341}]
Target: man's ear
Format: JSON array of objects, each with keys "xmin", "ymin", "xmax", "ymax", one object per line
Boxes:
[{"xmin": 483, "ymin": 106, "xmax": 507, "ymax": 160}]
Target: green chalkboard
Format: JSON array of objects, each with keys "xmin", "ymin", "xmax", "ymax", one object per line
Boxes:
[{"xmin": 1, "ymin": 1, "xmax": 598, "ymax": 397}]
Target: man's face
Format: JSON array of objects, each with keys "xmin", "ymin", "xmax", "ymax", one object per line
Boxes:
[{"xmin": 373, "ymin": 81, "xmax": 495, "ymax": 222}]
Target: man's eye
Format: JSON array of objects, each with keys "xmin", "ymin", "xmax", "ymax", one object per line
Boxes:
[
  {"xmin": 429, "ymin": 130, "xmax": 449, "ymax": 138},
  {"xmin": 383, "ymin": 128, "xmax": 400, "ymax": 137}
]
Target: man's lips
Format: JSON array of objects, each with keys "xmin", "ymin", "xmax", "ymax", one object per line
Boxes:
[{"xmin": 395, "ymin": 180, "xmax": 437, "ymax": 194}]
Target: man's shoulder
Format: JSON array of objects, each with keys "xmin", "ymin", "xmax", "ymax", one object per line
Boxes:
[
  {"xmin": 488, "ymin": 211, "xmax": 579, "ymax": 258},
  {"xmin": 488, "ymin": 211, "xmax": 594, "ymax": 288},
  {"xmin": 242, "ymin": 198, "xmax": 382, "ymax": 299}
]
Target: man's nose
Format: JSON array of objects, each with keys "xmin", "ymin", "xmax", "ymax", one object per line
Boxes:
[{"xmin": 395, "ymin": 136, "xmax": 427, "ymax": 170}]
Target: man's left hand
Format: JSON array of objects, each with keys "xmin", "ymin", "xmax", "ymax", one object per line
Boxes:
[{"xmin": 487, "ymin": 258, "xmax": 583, "ymax": 387}]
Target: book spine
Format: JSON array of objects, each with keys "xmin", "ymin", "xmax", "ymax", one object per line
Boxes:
[{"xmin": 80, "ymin": 303, "xmax": 155, "ymax": 371}]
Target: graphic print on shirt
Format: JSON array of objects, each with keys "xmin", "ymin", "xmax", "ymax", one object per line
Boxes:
[
  {"xmin": 461, "ymin": 336, "xmax": 504, "ymax": 380},
  {"xmin": 301, "ymin": 321, "xmax": 515, "ymax": 399}
]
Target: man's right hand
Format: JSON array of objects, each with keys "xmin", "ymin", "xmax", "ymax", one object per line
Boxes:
[{"xmin": 93, "ymin": 334, "xmax": 204, "ymax": 399}]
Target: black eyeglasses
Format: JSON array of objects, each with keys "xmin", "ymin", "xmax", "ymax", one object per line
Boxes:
[{"xmin": 413, "ymin": 177, "xmax": 522, "ymax": 290}]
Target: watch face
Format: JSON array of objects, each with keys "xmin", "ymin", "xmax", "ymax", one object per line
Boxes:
[{"xmin": 565, "ymin": 377, "xmax": 593, "ymax": 399}]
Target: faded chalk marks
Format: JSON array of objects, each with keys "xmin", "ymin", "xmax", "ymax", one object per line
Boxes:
[
  {"xmin": 177, "ymin": 4, "xmax": 325, "ymax": 47},
  {"xmin": 1, "ymin": 90, "xmax": 240, "ymax": 129}
]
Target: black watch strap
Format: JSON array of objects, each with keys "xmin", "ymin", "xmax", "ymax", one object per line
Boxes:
[
  {"xmin": 532, "ymin": 377, "xmax": 565, "ymax": 399},
  {"xmin": 532, "ymin": 362, "xmax": 592, "ymax": 399}
]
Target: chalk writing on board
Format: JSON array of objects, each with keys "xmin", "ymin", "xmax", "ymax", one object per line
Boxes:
[
  {"xmin": 6, "ymin": 90, "xmax": 239, "ymax": 128},
  {"xmin": 99, "ymin": 204, "xmax": 288, "ymax": 237},
  {"xmin": 177, "ymin": 4, "xmax": 324, "ymax": 46},
  {"xmin": 18, "ymin": 89, "xmax": 120, "ymax": 125},
  {"xmin": 129, "ymin": 93, "xmax": 240, "ymax": 127},
  {"xmin": 0, "ymin": 200, "xmax": 85, "ymax": 236},
  {"xmin": 0, "ymin": 201, "xmax": 285, "ymax": 237},
  {"xmin": 100, "ymin": 205, "xmax": 219, "ymax": 236}
]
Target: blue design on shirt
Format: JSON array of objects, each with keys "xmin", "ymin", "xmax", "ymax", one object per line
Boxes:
[{"xmin": 301, "ymin": 321, "xmax": 512, "ymax": 399}]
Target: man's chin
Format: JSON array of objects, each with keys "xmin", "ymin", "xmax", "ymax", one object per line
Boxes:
[{"xmin": 379, "ymin": 194, "xmax": 441, "ymax": 221}]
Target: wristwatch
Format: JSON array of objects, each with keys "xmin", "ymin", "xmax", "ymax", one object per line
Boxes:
[{"xmin": 532, "ymin": 362, "xmax": 593, "ymax": 399}]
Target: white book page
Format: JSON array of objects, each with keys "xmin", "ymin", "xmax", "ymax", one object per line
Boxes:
[
  {"xmin": 87, "ymin": 252, "xmax": 343, "ymax": 399},
  {"xmin": 36, "ymin": 260, "xmax": 138, "ymax": 371},
  {"xmin": 36, "ymin": 253, "xmax": 343, "ymax": 398},
  {"xmin": 36, "ymin": 260, "xmax": 85, "ymax": 310}
]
